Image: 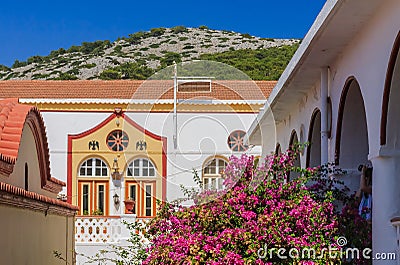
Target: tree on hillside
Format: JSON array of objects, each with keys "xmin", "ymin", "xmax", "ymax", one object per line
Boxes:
[
  {"xmin": 159, "ymin": 52, "xmax": 182, "ymax": 68},
  {"xmin": 200, "ymin": 44, "xmax": 299, "ymax": 80},
  {"xmin": 150, "ymin": 27, "xmax": 166, "ymax": 37},
  {"xmin": 99, "ymin": 62, "xmax": 154, "ymax": 80}
]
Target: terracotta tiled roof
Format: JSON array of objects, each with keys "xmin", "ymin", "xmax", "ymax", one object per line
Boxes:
[
  {"xmin": 0, "ymin": 98, "xmax": 66, "ymax": 189},
  {"xmin": 0, "ymin": 181, "xmax": 78, "ymax": 211},
  {"xmin": 0, "ymin": 80, "xmax": 276, "ymax": 100},
  {"xmin": 0, "ymin": 98, "xmax": 32, "ymax": 160},
  {"xmin": 50, "ymin": 177, "xmax": 66, "ymax": 186}
]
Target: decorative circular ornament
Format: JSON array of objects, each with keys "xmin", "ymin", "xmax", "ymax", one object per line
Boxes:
[
  {"xmin": 227, "ymin": 130, "xmax": 248, "ymax": 152},
  {"xmin": 106, "ymin": 130, "xmax": 129, "ymax": 152}
]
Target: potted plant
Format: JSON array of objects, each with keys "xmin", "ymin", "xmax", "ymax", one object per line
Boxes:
[{"xmin": 123, "ymin": 198, "xmax": 135, "ymax": 214}]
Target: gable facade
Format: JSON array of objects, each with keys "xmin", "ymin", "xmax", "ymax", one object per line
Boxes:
[{"xmin": 68, "ymin": 111, "xmax": 166, "ymax": 217}]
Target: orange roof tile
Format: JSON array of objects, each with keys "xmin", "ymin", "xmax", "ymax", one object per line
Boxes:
[
  {"xmin": 0, "ymin": 80, "xmax": 276, "ymax": 100},
  {"xmin": 0, "ymin": 99, "xmax": 32, "ymax": 160}
]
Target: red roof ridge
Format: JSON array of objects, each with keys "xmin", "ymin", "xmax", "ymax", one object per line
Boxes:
[{"xmin": 0, "ymin": 181, "xmax": 78, "ymax": 211}]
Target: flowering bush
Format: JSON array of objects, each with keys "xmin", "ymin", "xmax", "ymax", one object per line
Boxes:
[
  {"xmin": 78, "ymin": 147, "xmax": 371, "ymax": 264},
  {"xmin": 307, "ymin": 163, "xmax": 372, "ymax": 265},
  {"xmin": 142, "ymin": 148, "xmax": 351, "ymax": 264},
  {"xmin": 338, "ymin": 199, "xmax": 372, "ymax": 265}
]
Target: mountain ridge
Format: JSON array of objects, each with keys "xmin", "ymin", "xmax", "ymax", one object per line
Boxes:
[{"xmin": 0, "ymin": 26, "xmax": 299, "ymax": 81}]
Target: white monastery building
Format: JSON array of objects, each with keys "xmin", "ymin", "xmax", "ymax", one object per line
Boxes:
[
  {"xmin": 248, "ymin": 0, "xmax": 400, "ymax": 263},
  {"xmin": 0, "ymin": 79, "xmax": 273, "ymax": 262}
]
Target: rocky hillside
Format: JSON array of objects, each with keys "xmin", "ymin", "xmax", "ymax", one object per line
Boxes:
[{"xmin": 0, "ymin": 26, "xmax": 299, "ymax": 80}]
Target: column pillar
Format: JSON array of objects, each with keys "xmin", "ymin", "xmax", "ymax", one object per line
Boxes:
[
  {"xmin": 370, "ymin": 155, "xmax": 400, "ymax": 264},
  {"xmin": 320, "ymin": 67, "xmax": 329, "ymax": 164}
]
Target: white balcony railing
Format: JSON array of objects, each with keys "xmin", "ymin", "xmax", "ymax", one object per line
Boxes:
[{"xmin": 75, "ymin": 215, "xmax": 150, "ymax": 244}]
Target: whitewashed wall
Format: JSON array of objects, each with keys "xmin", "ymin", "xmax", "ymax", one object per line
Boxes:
[
  {"xmin": 42, "ymin": 110, "xmax": 261, "ymax": 204},
  {"xmin": 259, "ymin": 0, "xmax": 400, "ymax": 263}
]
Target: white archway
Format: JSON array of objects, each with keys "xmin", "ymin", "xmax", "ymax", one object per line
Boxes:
[
  {"xmin": 307, "ymin": 109, "xmax": 321, "ymax": 168},
  {"xmin": 335, "ymin": 78, "xmax": 369, "ymax": 195},
  {"xmin": 336, "ymin": 78, "xmax": 369, "ymax": 170}
]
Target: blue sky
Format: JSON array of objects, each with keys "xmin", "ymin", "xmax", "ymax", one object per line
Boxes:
[{"xmin": 0, "ymin": 0, "xmax": 326, "ymax": 67}]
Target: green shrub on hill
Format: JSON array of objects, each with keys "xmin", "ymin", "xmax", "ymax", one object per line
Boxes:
[
  {"xmin": 32, "ymin": 73, "xmax": 50, "ymax": 79},
  {"xmin": 160, "ymin": 52, "xmax": 181, "ymax": 68},
  {"xmin": 126, "ymin": 31, "xmax": 148, "ymax": 44},
  {"xmin": 171, "ymin": 25, "xmax": 188, "ymax": 34},
  {"xmin": 81, "ymin": 40, "xmax": 111, "ymax": 54},
  {"xmin": 67, "ymin": 45, "xmax": 81, "ymax": 53},
  {"xmin": 241, "ymin": 33, "xmax": 253, "ymax": 39},
  {"xmin": 49, "ymin": 48, "xmax": 67, "ymax": 58},
  {"xmin": 0, "ymin": 64, "xmax": 10, "ymax": 71},
  {"xmin": 200, "ymin": 44, "xmax": 299, "ymax": 80},
  {"xmin": 149, "ymin": 27, "xmax": 166, "ymax": 37},
  {"xmin": 99, "ymin": 69, "xmax": 121, "ymax": 80},
  {"xmin": 99, "ymin": 62, "xmax": 154, "ymax": 80},
  {"xmin": 113, "ymin": 45, "xmax": 123, "ymax": 53},
  {"xmin": 12, "ymin": 60, "xmax": 28, "ymax": 69},
  {"xmin": 27, "ymin": 55, "xmax": 48, "ymax": 64}
]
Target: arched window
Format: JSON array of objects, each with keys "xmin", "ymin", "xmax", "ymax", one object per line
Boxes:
[
  {"xmin": 203, "ymin": 157, "xmax": 228, "ymax": 190},
  {"xmin": 127, "ymin": 158, "xmax": 156, "ymax": 177},
  {"xmin": 79, "ymin": 158, "xmax": 108, "ymax": 177}
]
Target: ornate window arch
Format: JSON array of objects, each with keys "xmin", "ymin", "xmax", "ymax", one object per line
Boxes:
[
  {"xmin": 127, "ymin": 158, "xmax": 156, "ymax": 177},
  {"xmin": 79, "ymin": 157, "xmax": 109, "ymax": 177},
  {"xmin": 202, "ymin": 156, "xmax": 228, "ymax": 190},
  {"xmin": 227, "ymin": 130, "xmax": 248, "ymax": 152}
]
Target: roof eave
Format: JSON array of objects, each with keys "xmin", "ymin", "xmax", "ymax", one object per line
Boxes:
[
  {"xmin": 249, "ymin": 0, "xmax": 339, "ymax": 141},
  {"xmin": 249, "ymin": 0, "xmax": 382, "ymax": 140}
]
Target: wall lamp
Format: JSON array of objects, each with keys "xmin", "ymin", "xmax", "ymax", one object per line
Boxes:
[{"xmin": 113, "ymin": 193, "xmax": 120, "ymax": 206}]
